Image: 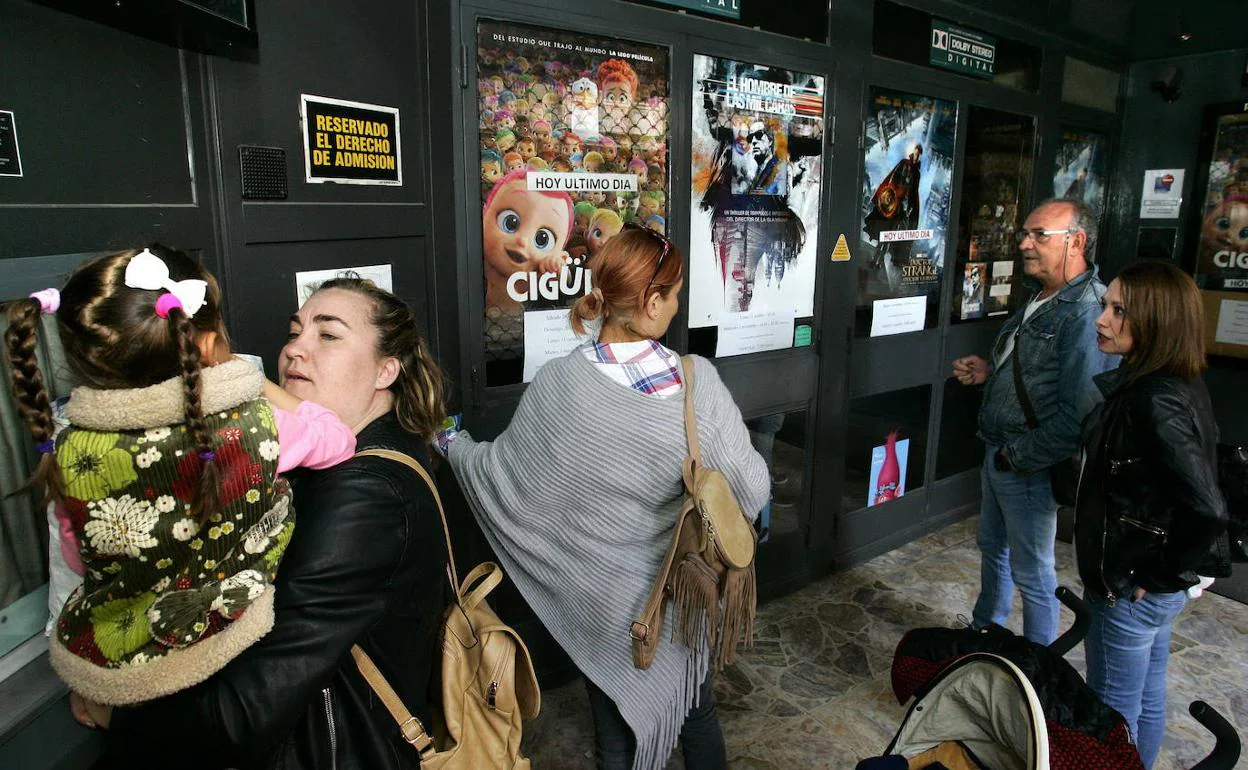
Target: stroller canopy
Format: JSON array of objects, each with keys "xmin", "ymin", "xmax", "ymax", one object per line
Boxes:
[{"xmin": 888, "ymin": 652, "xmax": 1048, "ymax": 770}]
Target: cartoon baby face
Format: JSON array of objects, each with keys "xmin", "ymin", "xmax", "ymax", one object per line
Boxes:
[
  {"xmin": 586, "ymin": 214, "xmax": 623, "ymax": 255},
  {"xmin": 517, "ymin": 139, "xmax": 537, "ymax": 162},
  {"xmin": 1203, "ymin": 199, "xmax": 1248, "ymax": 254},
  {"xmin": 483, "ymin": 178, "xmax": 572, "ymax": 278},
  {"xmin": 481, "ymin": 160, "xmax": 502, "ymax": 184}
]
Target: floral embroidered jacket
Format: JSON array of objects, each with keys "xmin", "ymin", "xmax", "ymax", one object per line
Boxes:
[{"xmin": 48, "ymin": 359, "xmax": 294, "ymax": 706}]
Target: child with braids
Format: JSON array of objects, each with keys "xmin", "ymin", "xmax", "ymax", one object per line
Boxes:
[{"xmin": 3, "ymin": 245, "xmax": 356, "ymax": 719}]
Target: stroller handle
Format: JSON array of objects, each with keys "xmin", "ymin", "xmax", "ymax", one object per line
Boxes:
[
  {"xmin": 1048, "ymin": 586, "xmax": 1090, "ymax": 657},
  {"xmin": 1187, "ymin": 701, "xmax": 1241, "ymax": 770}
]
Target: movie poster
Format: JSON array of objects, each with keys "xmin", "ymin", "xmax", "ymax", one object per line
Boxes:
[
  {"xmin": 1193, "ymin": 111, "xmax": 1248, "ymax": 292},
  {"xmin": 867, "ymin": 430, "xmax": 909, "ymax": 507},
  {"xmin": 857, "ymin": 88, "xmax": 957, "ymax": 332},
  {"xmin": 1051, "ymin": 127, "xmax": 1108, "ymax": 219},
  {"xmin": 688, "ymin": 55, "xmax": 824, "ymax": 357},
  {"xmin": 960, "ymin": 262, "xmax": 986, "ymax": 320},
  {"xmin": 477, "ymin": 21, "xmax": 669, "ymax": 385}
]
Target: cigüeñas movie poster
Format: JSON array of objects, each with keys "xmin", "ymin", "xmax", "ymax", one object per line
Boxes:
[{"xmin": 477, "ymin": 21, "xmax": 669, "ymax": 385}]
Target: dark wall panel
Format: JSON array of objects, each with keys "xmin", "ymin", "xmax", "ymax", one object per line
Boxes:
[
  {"xmin": 0, "ymin": 1, "xmax": 194, "ymax": 205},
  {"xmin": 1105, "ymin": 50, "xmax": 1248, "ymax": 445},
  {"xmin": 0, "ymin": 0, "xmax": 215, "ymax": 258}
]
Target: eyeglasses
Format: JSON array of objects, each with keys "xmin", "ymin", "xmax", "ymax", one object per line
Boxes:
[
  {"xmin": 623, "ymin": 222, "xmax": 674, "ymax": 295},
  {"xmin": 1014, "ymin": 228, "xmax": 1073, "ymax": 245},
  {"xmin": 747, "ymin": 130, "xmax": 767, "ymax": 142}
]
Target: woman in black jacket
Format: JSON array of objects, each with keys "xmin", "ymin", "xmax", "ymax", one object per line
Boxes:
[
  {"xmin": 1076, "ymin": 260, "xmax": 1231, "ymax": 769},
  {"xmin": 94, "ymin": 278, "xmax": 450, "ymax": 769}
]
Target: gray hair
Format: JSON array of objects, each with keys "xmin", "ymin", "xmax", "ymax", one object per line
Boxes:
[{"xmin": 1036, "ymin": 198, "xmax": 1098, "ymax": 263}]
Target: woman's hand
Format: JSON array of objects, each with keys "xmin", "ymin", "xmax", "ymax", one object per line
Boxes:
[
  {"xmin": 70, "ymin": 691, "xmax": 112, "ymax": 729},
  {"xmin": 1133, "ymin": 586, "xmax": 1148, "ymax": 602}
]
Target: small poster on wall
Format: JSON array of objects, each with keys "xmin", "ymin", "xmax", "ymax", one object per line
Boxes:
[
  {"xmin": 1139, "ymin": 168, "xmax": 1185, "ymax": 219},
  {"xmin": 960, "ymin": 262, "xmax": 986, "ymax": 320},
  {"xmin": 687, "ymin": 54, "xmax": 824, "ymax": 358},
  {"xmin": 987, "ymin": 259, "xmax": 1014, "ymax": 316},
  {"xmin": 294, "ymin": 264, "xmax": 393, "ymax": 305},
  {"xmin": 476, "ymin": 20, "xmax": 670, "ymax": 386},
  {"xmin": 301, "ymin": 95, "xmax": 401, "ymax": 185},
  {"xmin": 0, "ymin": 110, "xmax": 22, "ymax": 177},
  {"xmin": 867, "ymin": 430, "xmax": 909, "ymax": 507},
  {"xmin": 1052, "ymin": 127, "xmax": 1108, "ymax": 219},
  {"xmin": 857, "ymin": 87, "xmax": 958, "ymax": 335}
]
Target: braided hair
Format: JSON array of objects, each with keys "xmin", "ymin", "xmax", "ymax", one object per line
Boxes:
[
  {"xmin": 3, "ymin": 298, "xmax": 66, "ymax": 504},
  {"xmin": 3, "ymin": 245, "xmax": 226, "ymax": 520}
]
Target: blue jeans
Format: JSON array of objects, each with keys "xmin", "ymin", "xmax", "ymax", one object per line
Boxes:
[
  {"xmin": 584, "ymin": 673, "xmax": 726, "ymax": 770},
  {"xmin": 972, "ymin": 448, "xmax": 1059, "ymax": 645},
  {"xmin": 1084, "ymin": 589, "xmax": 1188, "ymax": 769}
]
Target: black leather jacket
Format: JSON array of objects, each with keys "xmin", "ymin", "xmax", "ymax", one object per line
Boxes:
[
  {"xmin": 100, "ymin": 412, "xmax": 449, "ymax": 769},
  {"xmin": 1076, "ymin": 368, "xmax": 1232, "ymax": 599}
]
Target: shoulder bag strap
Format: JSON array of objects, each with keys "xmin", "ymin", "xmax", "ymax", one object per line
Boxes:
[
  {"xmin": 633, "ymin": 356, "xmax": 700, "ymax": 660},
  {"xmin": 350, "ymin": 645, "xmax": 438, "ymax": 760},
  {"xmin": 682, "ymin": 355, "xmax": 702, "ymax": 464},
  {"xmin": 347, "ymin": 448, "xmax": 455, "ymax": 759},
  {"xmin": 1010, "ymin": 331, "xmax": 1041, "ymax": 431}
]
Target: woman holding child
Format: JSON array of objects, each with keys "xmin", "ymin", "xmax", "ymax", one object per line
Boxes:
[{"xmin": 6, "ymin": 248, "xmax": 449, "ymax": 769}]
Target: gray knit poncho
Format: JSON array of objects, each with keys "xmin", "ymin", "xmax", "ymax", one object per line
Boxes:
[{"xmin": 448, "ymin": 350, "xmax": 769, "ymax": 770}]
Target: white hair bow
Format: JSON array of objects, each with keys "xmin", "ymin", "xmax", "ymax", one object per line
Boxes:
[{"xmin": 123, "ymin": 248, "xmax": 208, "ymax": 318}]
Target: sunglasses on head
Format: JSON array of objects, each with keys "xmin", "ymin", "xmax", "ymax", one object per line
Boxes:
[{"xmin": 623, "ymin": 222, "xmax": 674, "ymax": 294}]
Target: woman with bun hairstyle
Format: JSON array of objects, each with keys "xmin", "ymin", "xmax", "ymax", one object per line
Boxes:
[{"xmin": 440, "ymin": 224, "xmax": 769, "ymax": 770}]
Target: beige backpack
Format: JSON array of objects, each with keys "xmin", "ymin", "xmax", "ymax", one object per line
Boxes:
[{"xmin": 350, "ymin": 449, "xmax": 540, "ymax": 769}]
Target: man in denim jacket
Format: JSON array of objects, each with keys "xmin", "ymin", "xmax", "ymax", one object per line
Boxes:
[{"xmin": 952, "ymin": 199, "xmax": 1118, "ymax": 645}]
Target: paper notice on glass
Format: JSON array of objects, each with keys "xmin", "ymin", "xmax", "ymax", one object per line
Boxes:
[
  {"xmin": 1214, "ymin": 299, "xmax": 1248, "ymax": 346},
  {"xmin": 1139, "ymin": 168, "xmax": 1185, "ymax": 219},
  {"xmin": 715, "ymin": 309, "xmax": 794, "ymax": 357},
  {"xmin": 295, "ymin": 264, "xmax": 393, "ymax": 305},
  {"xmin": 523, "ymin": 309, "xmax": 588, "ymax": 382},
  {"xmin": 989, "ymin": 283, "xmax": 1012, "ymax": 297},
  {"xmin": 870, "ymin": 296, "xmax": 926, "ymax": 337}
]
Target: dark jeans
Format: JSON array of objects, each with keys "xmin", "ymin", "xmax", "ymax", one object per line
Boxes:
[{"xmin": 584, "ymin": 673, "xmax": 727, "ymax": 770}]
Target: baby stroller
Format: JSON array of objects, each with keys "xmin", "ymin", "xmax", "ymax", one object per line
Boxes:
[{"xmin": 856, "ymin": 588, "xmax": 1241, "ymax": 770}]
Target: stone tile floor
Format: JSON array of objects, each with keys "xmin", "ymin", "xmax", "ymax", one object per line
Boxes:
[{"xmin": 521, "ymin": 516, "xmax": 1248, "ymax": 769}]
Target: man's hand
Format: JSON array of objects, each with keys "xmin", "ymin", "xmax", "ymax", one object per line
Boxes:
[{"xmin": 952, "ymin": 355, "xmax": 990, "ymax": 386}]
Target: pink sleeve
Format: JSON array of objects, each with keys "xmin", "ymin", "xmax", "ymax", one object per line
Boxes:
[
  {"xmin": 273, "ymin": 400, "xmax": 357, "ymax": 472},
  {"xmin": 54, "ymin": 503, "xmax": 84, "ymax": 576}
]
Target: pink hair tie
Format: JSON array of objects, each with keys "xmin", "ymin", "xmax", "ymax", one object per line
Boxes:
[
  {"xmin": 29, "ymin": 288, "xmax": 60, "ymax": 315},
  {"xmin": 154, "ymin": 292, "xmax": 184, "ymax": 319}
]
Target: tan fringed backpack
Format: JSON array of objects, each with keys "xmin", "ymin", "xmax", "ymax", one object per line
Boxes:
[
  {"xmin": 349, "ymin": 449, "xmax": 540, "ymax": 769},
  {"xmin": 631, "ymin": 356, "xmax": 758, "ymax": 671}
]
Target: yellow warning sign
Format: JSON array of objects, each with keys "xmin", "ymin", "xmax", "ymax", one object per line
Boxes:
[{"xmin": 831, "ymin": 233, "xmax": 852, "ymax": 262}]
